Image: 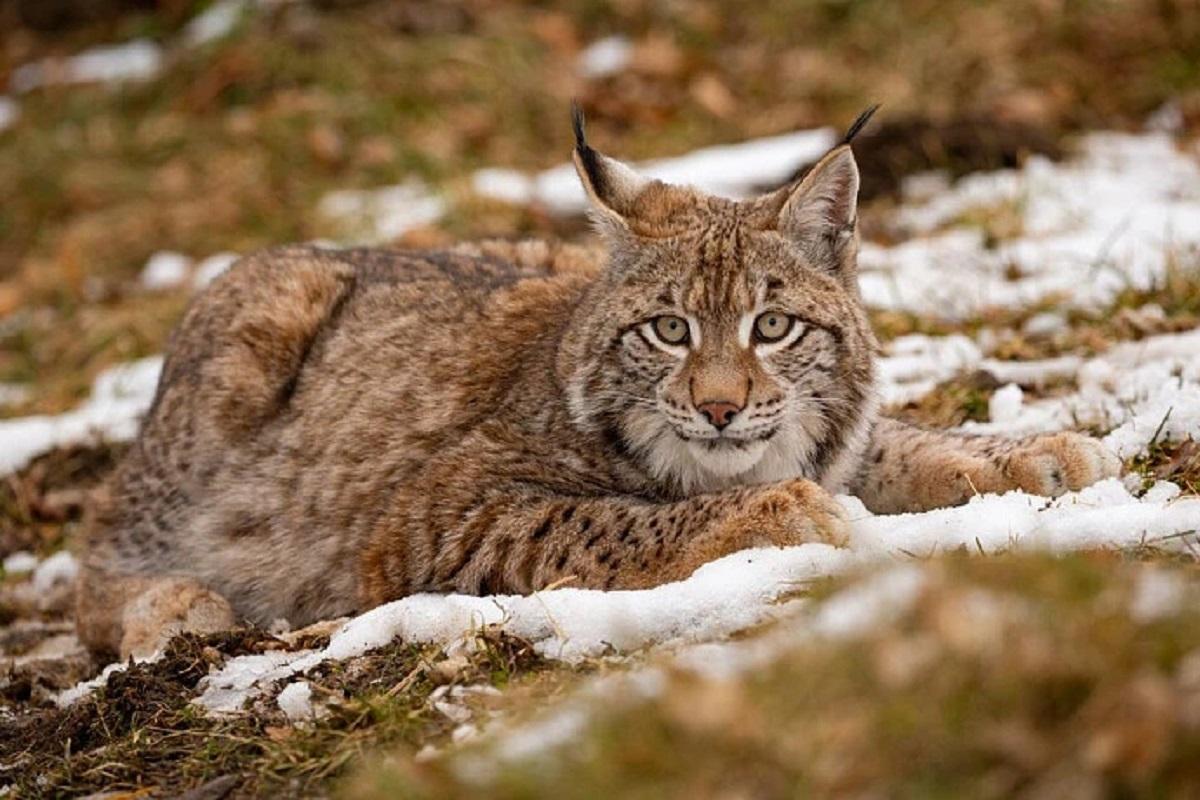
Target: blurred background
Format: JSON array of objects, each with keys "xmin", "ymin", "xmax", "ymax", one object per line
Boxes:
[{"xmin": 1, "ymin": 0, "xmax": 1198, "ymax": 417}]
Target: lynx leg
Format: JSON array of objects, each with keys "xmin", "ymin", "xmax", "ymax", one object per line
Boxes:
[
  {"xmin": 360, "ymin": 475, "xmax": 851, "ymax": 605},
  {"xmin": 854, "ymin": 419, "xmax": 1121, "ymax": 514},
  {"xmin": 76, "ymin": 569, "xmax": 237, "ymax": 660}
]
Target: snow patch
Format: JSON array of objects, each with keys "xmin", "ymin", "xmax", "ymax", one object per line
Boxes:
[
  {"xmin": 192, "ymin": 252, "xmax": 240, "ymax": 289},
  {"xmin": 457, "ymin": 564, "xmax": 929, "ymax": 777},
  {"xmin": 859, "ymin": 133, "xmax": 1200, "ymax": 318},
  {"xmin": 0, "ymin": 383, "xmax": 31, "ymax": 408},
  {"xmin": 876, "ymin": 334, "xmax": 982, "ymax": 405},
  {"xmin": 55, "ymin": 652, "xmax": 160, "ymax": 707},
  {"xmin": 951, "ymin": 328, "xmax": 1200, "ymax": 457},
  {"xmin": 2, "ymin": 551, "xmax": 38, "ymax": 575},
  {"xmin": 140, "ymin": 251, "xmax": 193, "ymax": 290},
  {"xmin": 194, "ymin": 543, "xmax": 854, "ymax": 712},
  {"xmin": 0, "ymin": 96, "xmax": 19, "ymax": 131},
  {"xmin": 12, "ymin": 39, "xmax": 163, "ymax": 92},
  {"xmin": 184, "ymin": 0, "xmax": 248, "ymax": 47},
  {"xmin": 809, "ymin": 565, "xmax": 926, "ymax": 639},
  {"xmin": 277, "ymin": 680, "xmax": 324, "ymax": 721},
  {"xmin": 577, "ymin": 36, "xmax": 633, "ymax": 79},
  {"xmin": 0, "ymin": 356, "xmax": 162, "ymax": 476},
  {"xmin": 318, "ymin": 181, "xmax": 445, "ymax": 243},
  {"xmin": 576, "ymin": 35, "xmax": 633, "ymax": 79},
  {"xmin": 1130, "ymin": 569, "xmax": 1187, "ymax": 622},
  {"xmin": 31, "ymin": 551, "xmax": 79, "ymax": 596},
  {"xmin": 988, "ymin": 383, "xmax": 1024, "ymax": 424}
]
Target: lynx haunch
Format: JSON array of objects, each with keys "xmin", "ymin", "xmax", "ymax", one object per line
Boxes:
[{"xmin": 77, "ymin": 108, "xmax": 1119, "ymax": 658}]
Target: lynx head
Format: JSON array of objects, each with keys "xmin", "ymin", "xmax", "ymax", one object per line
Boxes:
[{"xmin": 559, "ymin": 107, "xmax": 880, "ymax": 495}]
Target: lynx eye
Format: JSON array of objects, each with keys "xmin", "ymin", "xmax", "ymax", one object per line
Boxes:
[
  {"xmin": 753, "ymin": 312, "xmax": 795, "ymax": 343},
  {"xmin": 652, "ymin": 315, "xmax": 690, "ymax": 346}
]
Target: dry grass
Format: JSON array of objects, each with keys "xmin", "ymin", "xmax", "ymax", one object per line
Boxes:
[
  {"xmin": 0, "ymin": 625, "xmax": 561, "ymax": 798},
  {"xmin": 0, "ymin": 442, "xmax": 123, "ymax": 560}
]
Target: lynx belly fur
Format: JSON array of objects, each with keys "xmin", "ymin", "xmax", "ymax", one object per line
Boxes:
[{"xmin": 77, "ymin": 109, "xmax": 1119, "ymax": 657}]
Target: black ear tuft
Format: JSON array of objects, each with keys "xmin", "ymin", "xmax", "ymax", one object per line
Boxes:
[
  {"xmin": 571, "ymin": 101, "xmax": 607, "ymax": 196},
  {"xmin": 571, "ymin": 100, "xmax": 587, "ymax": 150},
  {"xmin": 842, "ymin": 104, "xmax": 881, "ymax": 146}
]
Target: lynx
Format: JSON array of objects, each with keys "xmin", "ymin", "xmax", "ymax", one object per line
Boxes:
[{"xmin": 77, "ymin": 108, "xmax": 1120, "ymax": 657}]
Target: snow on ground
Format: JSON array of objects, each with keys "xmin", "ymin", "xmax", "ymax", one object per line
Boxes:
[
  {"xmin": 875, "ymin": 324, "xmax": 1200, "ymax": 461},
  {"xmin": 2, "ymin": 551, "xmax": 38, "ymax": 575},
  {"xmin": 11, "ymin": 39, "xmax": 164, "ymax": 93},
  {"xmin": 8, "ymin": 1, "xmax": 260, "ymax": 96},
  {"xmin": 140, "ymin": 251, "xmax": 193, "ymax": 290},
  {"xmin": 876, "ymin": 333, "xmax": 983, "ymax": 405},
  {"xmin": 0, "ymin": 96, "xmax": 18, "ymax": 132},
  {"xmin": 472, "ymin": 128, "xmax": 836, "ymax": 214},
  {"xmin": 139, "ymin": 250, "xmax": 240, "ymax": 291},
  {"xmin": 860, "ymin": 132, "xmax": 1200, "ymax": 318},
  {"xmin": 577, "ymin": 36, "xmax": 633, "ymax": 79},
  {"xmin": 191, "ymin": 252, "xmax": 240, "ymax": 289},
  {"xmin": 955, "ymin": 328, "xmax": 1200, "ymax": 458},
  {"xmin": 317, "ymin": 181, "xmax": 446, "ymax": 244},
  {"xmin": 0, "ymin": 356, "xmax": 161, "ymax": 475},
  {"xmin": 31, "ymin": 551, "xmax": 80, "ymax": 598},
  {"xmin": 276, "ymin": 680, "xmax": 323, "ymax": 722},
  {"xmin": 447, "ymin": 564, "xmax": 929, "ymax": 779},
  {"xmin": 183, "ymin": 0, "xmax": 250, "ymax": 47}
]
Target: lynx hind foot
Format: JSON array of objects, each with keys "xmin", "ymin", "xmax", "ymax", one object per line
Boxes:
[
  {"xmin": 119, "ymin": 578, "xmax": 237, "ymax": 660},
  {"xmin": 1005, "ymin": 431, "xmax": 1122, "ymax": 497},
  {"xmin": 737, "ymin": 478, "xmax": 852, "ymax": 548}
]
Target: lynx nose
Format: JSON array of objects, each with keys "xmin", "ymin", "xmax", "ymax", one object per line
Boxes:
[{"xmin": 697, "ymin": 401, "xmax": 742, "ymax": 431}]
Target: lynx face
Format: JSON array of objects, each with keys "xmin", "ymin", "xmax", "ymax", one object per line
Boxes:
[{"xmin": 562, "ymin": 116, "xmax": 879, "ymax": 494}]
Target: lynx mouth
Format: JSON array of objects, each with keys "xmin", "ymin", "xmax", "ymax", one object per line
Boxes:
[
  {"xmin": 674, "ymin": 425, "xmax": 780, "ymax": 446},
  {"xmin": 698, "ymin": 437, "xmax": 760, "ymax": 451}
]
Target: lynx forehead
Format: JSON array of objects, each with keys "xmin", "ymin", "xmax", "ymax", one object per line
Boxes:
[{"xmin": 77, "ymin": 106, "xmax": 1119, "ymax": 660}]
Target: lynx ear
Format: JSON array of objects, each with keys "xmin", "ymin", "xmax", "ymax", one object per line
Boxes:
[
  {"xmin": 756, "ymin": 104, "xmax": 877, "ymax": 276},
  {"xmin": 777, "ymin": 145, "xmax": 860, "ymax": 247},
  {"xmin": 571, "ymin": 103, "xmax": 649, "ymax": 231}
]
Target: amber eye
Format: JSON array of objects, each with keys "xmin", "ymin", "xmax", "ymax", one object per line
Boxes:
[
  {"xmin": 753, "ymin": 312, "xmax": 794, "ymax": 343},
  {"xmin": 652, "ymin": 315, "xmax": 690, "ymax": 346}
]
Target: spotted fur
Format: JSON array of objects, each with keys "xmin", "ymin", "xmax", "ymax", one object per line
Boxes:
[{"xmin": 76, "ymin": 114, "xmax": 1119, "ymax": 657}]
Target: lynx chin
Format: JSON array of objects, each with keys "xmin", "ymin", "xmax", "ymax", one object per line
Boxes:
[{"xmin": 76, "ymin": 106, "xmax": 1120, "ymax": 658}]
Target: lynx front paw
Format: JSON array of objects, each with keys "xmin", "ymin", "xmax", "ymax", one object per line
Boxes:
[
  {"xmin": 1004, "ymin": 432, "xmax": 1121, "ymax": 497},
  {"xmin": 730, "ymin": 478, "xmax": 851, "ymax": 548}
]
